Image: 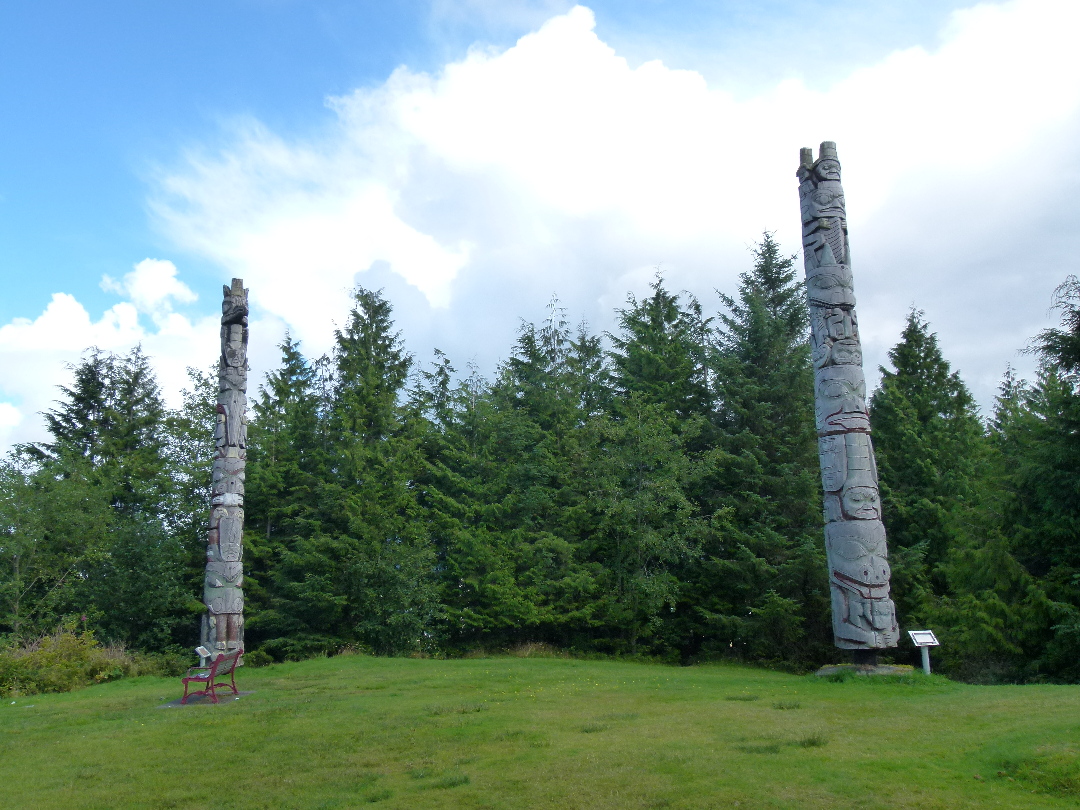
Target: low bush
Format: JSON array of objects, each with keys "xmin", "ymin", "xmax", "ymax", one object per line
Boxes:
[
  {"xmin": 0, "ymin": 624, "xmax": 138, "ymax": 696},
  {"xmin": 243, "ymin": 649, "xmax": 273, "ymax": 668}
]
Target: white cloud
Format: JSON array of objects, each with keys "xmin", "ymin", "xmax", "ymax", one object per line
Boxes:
[
  {"xmin": 100, "ymin": 258, "xmax": 198, "ymax": 324},
  {"xmin": 6, "ymin": 0, "xmax": 1079, "ymax": 454},
  {"xmin": 148, "ymin": 0, "xmax": 1080, "ymax": 414},
  {"xmin": 0, "ymin": 403, "xmax": 22, "ymax": 451},
  {"xmin": 0, "ymin": 264, "xmax": 277, "ymax": 452}
]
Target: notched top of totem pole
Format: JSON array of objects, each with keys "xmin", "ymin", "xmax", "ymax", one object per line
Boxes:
[
  {"xmin": 222, "ymin": 278, "xmax": 249, "ymax": 325},
  {"xmin": 798, "ymin": 142, "xmax": 849, "ymax": 271},
  {"xmin": 799, "ymin": 141, "xmax": 839, "ymax": 171}
]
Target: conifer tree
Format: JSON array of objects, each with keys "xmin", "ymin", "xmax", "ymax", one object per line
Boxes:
[
  {"xmin": 246, "ymin": 335, "xmax": 324, "ymax": 544},
  {"xmin": 30, "ymin": 346, "xmax": 169, "ymax": 513},
  {"xmin": 609, "ymin": 277, "xmax": 711, "ymax": 422},
  {"xmin": 433, "ymin": 303, "xmax": 606, "ymax": 649},
  {"xmin": 6, "ymin": 348, "xmax": 197, "ymax": 649},
  {"xmin": 981, "ymin": 276, "xmax": 1080, "ymax": 680},
  {"xmin": 869, "ymin": 309, "xmax": 987, "ymax": 624},
  {"xmin": 257, "ymin": 287, "xmax": 438, "ymax": 657},
  {"xmin": 681, "ymin": 233, "xmax": 824, "ymax": 664},
  {"xmin": 588, "ymin": 394, "xmax": 697, "ymax": 653}
]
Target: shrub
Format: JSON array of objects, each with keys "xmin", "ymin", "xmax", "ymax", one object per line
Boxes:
[
  {"xmin": 244, "ymin": 649, "xmax": 273, "ymax": 668},
  {"xmin": 0, "ymin": 624, "xmax": 137, "ymax": 696},
  {"xmin": 130, "ymin": 651, "xmax": 191, "ymax": 677}
]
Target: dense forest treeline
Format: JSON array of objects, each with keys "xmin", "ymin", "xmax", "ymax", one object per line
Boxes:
[{"xmin": 3, "ymin": 236, "xmax": 1079, "ymax": 681}]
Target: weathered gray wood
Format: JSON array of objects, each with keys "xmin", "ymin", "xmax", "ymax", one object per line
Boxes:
[
  {"xmin": 200, "ymin": 278, "xmax": 248, "ymax": 659},
  {"xmin": 797, "ymin": 143, "xmax": 898, "ymax": 652}
]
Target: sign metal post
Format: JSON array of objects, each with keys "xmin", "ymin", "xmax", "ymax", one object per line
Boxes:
[{"xmin": 908, "ymin": 630, "xmax": 940, "ymax": 675}]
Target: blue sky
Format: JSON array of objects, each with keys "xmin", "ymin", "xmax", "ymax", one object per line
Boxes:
[{"xmin": 2, "ymin": 0, "xmax": 1079, "ymax": 449}]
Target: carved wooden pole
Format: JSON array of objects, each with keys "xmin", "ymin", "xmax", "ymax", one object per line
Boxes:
[
  {"xmin": 797, "ymin": 142, "xmax": 898, "ymax": 662},
  {"xmin": 201, "ymin": 278, "xmax": 248, "ymax": 659}
]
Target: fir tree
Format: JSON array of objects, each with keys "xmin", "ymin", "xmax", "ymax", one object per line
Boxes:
[
  {"xmin": 680, "ymin": 233, "xmax": 823, "ymax": 665},
  {"xmin": 6, "ymin": 348, "xmax": 197, "ymax": 649},
  {"xmin": 869, "ymin": 309, "xmax": 987, "ymax": 625},
  {"xmin": 609, "ymin": 276, "xmax": 711, "ymax": 422},
  {"xmin": 268, "ymin": 287, "xmax": 439, "ymax": 656},
  {"xmin": 30, "ymin": 346, "xmax": 169, "ymax": 514}
]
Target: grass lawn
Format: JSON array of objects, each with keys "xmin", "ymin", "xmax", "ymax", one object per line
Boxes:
[{"xmin": 1, "ymin": 654, "xmax": 1077, "ymax": 809}]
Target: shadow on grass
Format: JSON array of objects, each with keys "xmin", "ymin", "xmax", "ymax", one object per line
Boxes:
[
  {"xmin": 415, "ymin": 773, "xmax": 470, "ymax": 790},
  {"xmin": 735, "ymin": 732, "xmax": 828, "ymax": 754},
  {"xmin": 427, "ymin": 701, "xmax": 486, "ymax": 716}
]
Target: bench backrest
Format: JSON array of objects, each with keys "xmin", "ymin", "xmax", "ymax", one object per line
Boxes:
[{"xmin": 209, "ymin": 649, "xmax": 243, "ymax": 675}]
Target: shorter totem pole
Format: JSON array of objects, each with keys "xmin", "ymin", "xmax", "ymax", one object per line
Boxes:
[
  {"xmin": 201, "ymin": 279, "xmax": 248, "ymax": 660},
  {"xmin": 797, "ymin": 142, "xmax": 899, "ymax": 662}
]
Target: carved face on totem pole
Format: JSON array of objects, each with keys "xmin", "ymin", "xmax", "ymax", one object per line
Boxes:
[
  {"xmin": 825, "ymin": 521, "xmax": 890, "ymax": 591},
  {"xmin": 815, "ymin": 365, "xmax": 870, "ymax": 433},
  {"xmin": 806, "ymin": 265, "xmax": 855, "ymax": 308},
  {"xmin": 814, "ymin": 158, "xmax": 841, "ymax": 182}
]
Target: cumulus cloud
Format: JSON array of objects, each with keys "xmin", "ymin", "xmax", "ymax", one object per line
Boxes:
[
  {"xmin": 0, "ymin": 262, "xmax": 276, "ymax": 452},
  {"xmin": 145, "ymin": 0, "xmax": 1080, "ymax": 415},
  {"xmin": 100, "ymin": 258, "xmax": 198, "ymax": 324},
  {"xmin": 6, "ymin": 0, "xmax": 1079, "ymax": 453},
  {"xmin": 0, "ymin": 403, "xmax": 22, "ymax": 450}
]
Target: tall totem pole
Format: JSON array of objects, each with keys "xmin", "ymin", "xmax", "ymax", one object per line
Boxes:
[
  {"xmin": 201, "ymin": 278, "xmax": 248, "ymax": 660},
  {"xmin": 797, "ymin": 142, "xmax": 898, "ymax": 661}
]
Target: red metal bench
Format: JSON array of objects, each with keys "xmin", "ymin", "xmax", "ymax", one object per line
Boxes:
[{"xmin": 181, "ymin": 649, "xmax": 243, "ymax": 704}]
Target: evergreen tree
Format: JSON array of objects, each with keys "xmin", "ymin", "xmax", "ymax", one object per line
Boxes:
[
  {"xmin": 1018, "ymin": 275, "xmax": 1080, "ymax": 577},
  {"xmin": 160, "ymin": 366, "xmax": 217, "ymax": 626},
  {"xmin": 246, "ymin": 335, "xmax": 325, "ymax": 543},
  {"xmin": 29, "ymin": 346, "xmax": 169, "ymax": 514},
  {"xmin": 681, "ymin": 233, "xmax": 824, "ymax": 665},
  {"xmin": 609, "ymin": 276, "xmax": 711, "ymax": 422},
  {"xmin": 253, "ymin": 288, "xmax": 439, "ymax": 657},
  {"xmin": 5, "ymin": 348, "xmax": 198, "ymax": 650},
  {"xmin": 978, "ymin": 276, "xmax": 1080, "ymax": 681},
  {"xmin": 869, "ymin": 309, "xmax": 987, "ymax": 625},
  {"xmin": 588, "ymin": 395, "xmax": 697, "ymax": 653},
  {"xmin": 430, "ymin": 304, "xmax": 607, "ymax": 650}
]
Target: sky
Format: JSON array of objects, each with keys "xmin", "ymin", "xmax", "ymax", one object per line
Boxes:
[{"xmin": 2, "ymin": 0, "xmax": 1079, "ymax": 451}]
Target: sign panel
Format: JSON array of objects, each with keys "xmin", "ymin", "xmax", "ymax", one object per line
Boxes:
[{"xmin": 908, "ymin": 630, "xmax": 939, "ymax": 647}]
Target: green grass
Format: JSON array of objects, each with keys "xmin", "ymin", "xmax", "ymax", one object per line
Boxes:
[{"xmin": 2, "ymin": 655, "xmax": 1078, "ymax": 809}]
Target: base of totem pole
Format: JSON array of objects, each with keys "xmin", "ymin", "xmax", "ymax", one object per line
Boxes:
[
  {"xmin": 851, "ymin": 648, "xmax": 878, "ymax": 666},
  {"xmin": 815, "ymin": 663, "xmax": 915, "ymax": 678}
]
